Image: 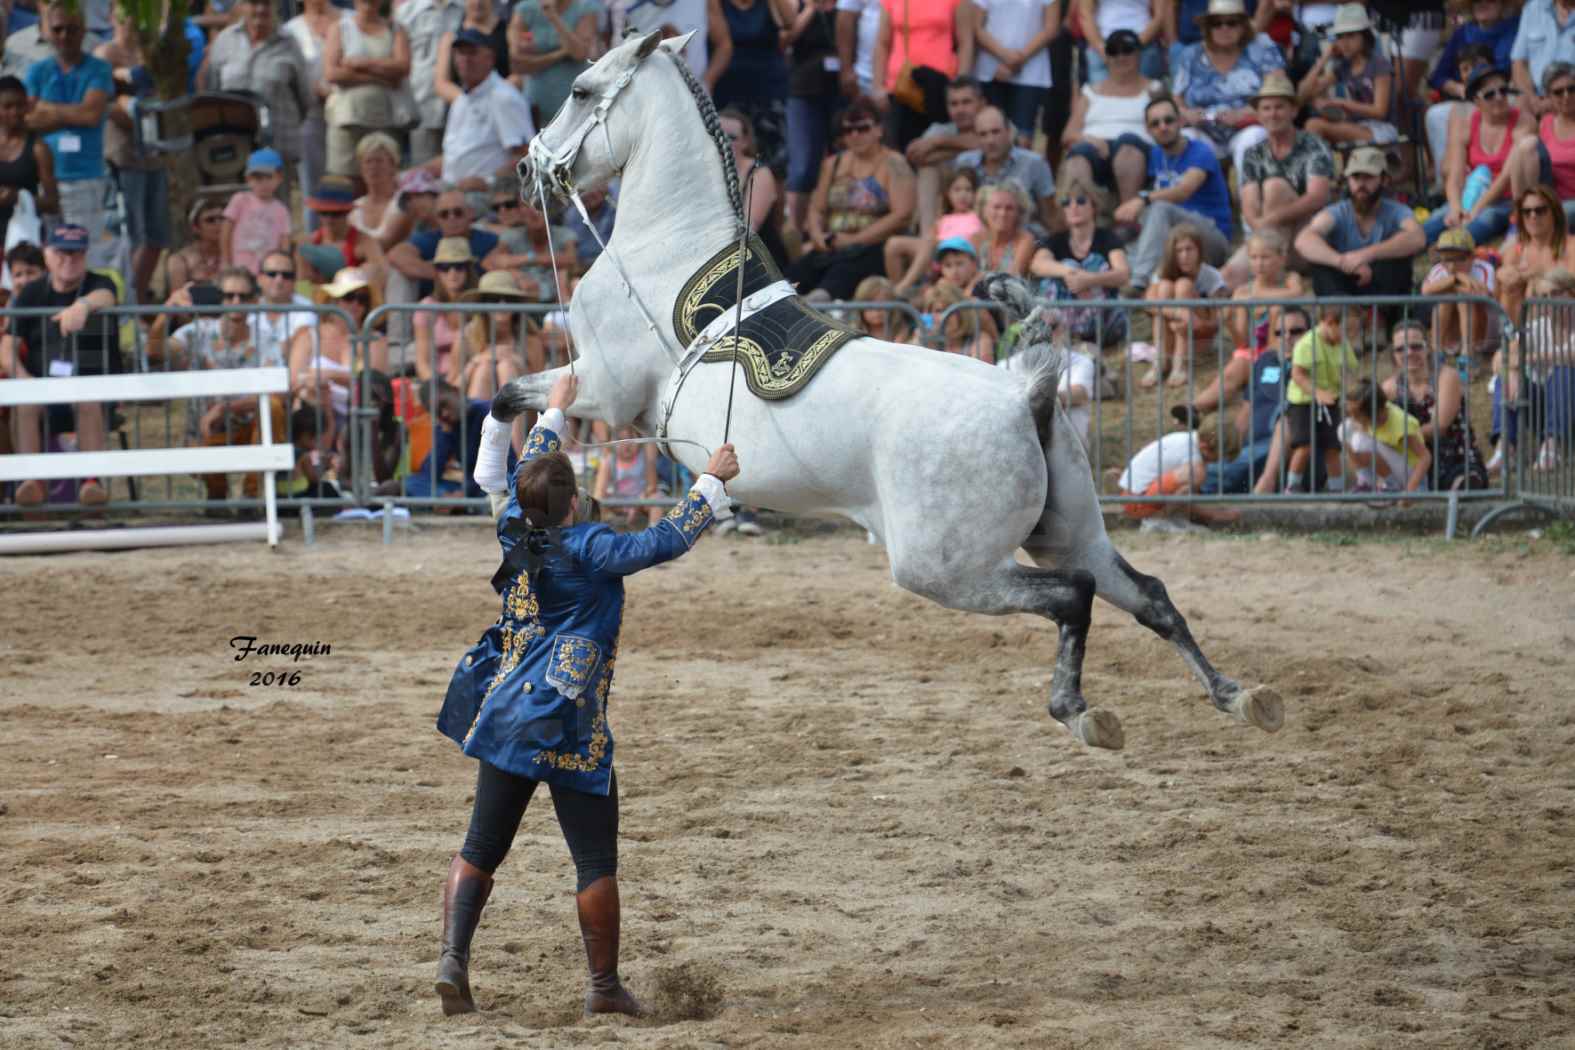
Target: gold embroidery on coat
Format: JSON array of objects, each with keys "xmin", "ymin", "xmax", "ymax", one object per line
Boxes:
[
  {"xmin": 464, "ymin": 624, "xmax": 527, "ymax": 745},
  {"xmin": 532, "ymin": 625, "xmax": 621, "ymax": 773}
]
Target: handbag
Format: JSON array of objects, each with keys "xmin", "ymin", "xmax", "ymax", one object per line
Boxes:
[{"xmin": 889, "ymin": 0, "xmax": 926, "ymax": 113}]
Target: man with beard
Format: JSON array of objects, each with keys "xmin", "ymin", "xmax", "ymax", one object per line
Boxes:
[
  {"xmin": 1223, "ymin": 70, "xmax": 1333, "ymax": 285},
  {"xmin": 906, "ymin": 77, "xmax": 992, "ymax": 234},
  {"xmin": 953, "ymin": 105, "xmax": 1057, "ymax": 233},
  {"xmin": 1293, "ymin": 145, "xmax": 1424, "ymax": 305}
]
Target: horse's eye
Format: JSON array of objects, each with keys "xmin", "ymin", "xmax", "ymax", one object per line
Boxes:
[{"xmin": 571, "ymin": 86, "xmax": 589, "ymax": 102}]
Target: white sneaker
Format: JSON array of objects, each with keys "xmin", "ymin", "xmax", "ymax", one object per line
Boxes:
[
  {"xmin": 1486, "ymin": 444, "xmax": 1505, "ymax": 476},
  {"xmin": 715, "ymin": 517, "xmax": 738, "ymax": 536},
  {"xmin": 1535, "ymin": 438, "xmax": 1560, "ymax": 472}
]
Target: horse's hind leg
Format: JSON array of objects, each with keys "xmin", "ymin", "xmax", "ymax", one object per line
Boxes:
[
  {"xmin": 906, "ymin": 562, "xmax": 1124, "ymax": 750},
  {"xmin": 1029, "ymin": 538, "xmax": 1283, "ymax": 734}
]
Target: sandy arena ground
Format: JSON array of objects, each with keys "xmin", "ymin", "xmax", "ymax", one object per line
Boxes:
[{"xmin": 1, "ymin": 524, "xmax": 1573, "ymax": 1049}]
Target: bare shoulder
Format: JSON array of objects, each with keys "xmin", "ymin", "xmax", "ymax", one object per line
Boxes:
[{"xmin": 884, "ymin": 149, "xmax": 916, "ymax": 179}]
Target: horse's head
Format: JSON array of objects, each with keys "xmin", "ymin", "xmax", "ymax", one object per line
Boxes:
[{"xmin": 519, "ymin": 29, "xmax": 695, "ymax": 201}]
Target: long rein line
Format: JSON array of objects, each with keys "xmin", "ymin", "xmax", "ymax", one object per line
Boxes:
[{"xmin": 721, "ymin": 165, "xmax": 760, "ymax": 446}]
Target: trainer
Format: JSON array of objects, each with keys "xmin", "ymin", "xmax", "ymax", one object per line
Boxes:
[{"xmin": 433, "ymin": 374, "xmax": 739, "ymax": 1018}]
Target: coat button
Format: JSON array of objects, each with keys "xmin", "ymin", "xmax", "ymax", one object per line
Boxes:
[
  {"xmin": 576, "ymin": 698, "xmax": 585, "ymax": 708},
  {"xmin": 464, "ymin": 655, "xmax": 473, "ymax": 667},
  {"xmin": 522, "ymin": 682, "xmax": 533, "ymax": 694},
  {"xmin": 535, "ymin": 626, "xmax": 546, "ymax": 637}
]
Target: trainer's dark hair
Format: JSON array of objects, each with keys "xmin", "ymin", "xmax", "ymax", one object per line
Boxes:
[{"xmin": 515, "ymin": 452, "xmax": 578, "ymax": 527}]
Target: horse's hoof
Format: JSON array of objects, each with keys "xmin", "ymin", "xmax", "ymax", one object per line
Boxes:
[
  {"xmin": 1229, "ymin": 685, "xmax": 1285, "ymax": 733},
  {"xmin": 1071, "ymin": 708, "xmax": 1125, "ymax": 751}
]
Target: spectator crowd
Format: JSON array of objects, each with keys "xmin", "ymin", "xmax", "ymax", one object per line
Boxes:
[{"xmin": 2, "ymin": 0, "xmax": 1574, "ymax": 516}]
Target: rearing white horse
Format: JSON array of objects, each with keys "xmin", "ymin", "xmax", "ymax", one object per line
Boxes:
[{"xmin": 500, "ymin": 30, "xmax": 1283, "ymax": 750}]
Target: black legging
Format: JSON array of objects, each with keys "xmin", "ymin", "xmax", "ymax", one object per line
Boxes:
[{"xmin": 460, "ymin": 761, "xmax": 619, "ymax": 891}]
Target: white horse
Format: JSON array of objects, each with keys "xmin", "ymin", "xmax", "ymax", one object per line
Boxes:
[{"xmin": 499, "ymin": 30, "xmax": 1283, "ymax": 749}]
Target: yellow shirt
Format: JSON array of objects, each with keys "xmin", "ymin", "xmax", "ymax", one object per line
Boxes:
[
  {"xmin": 1288, "ymin": 328, "xmax": 1360, "ymax": 405},
  {"xmin": 1372, "ymin": 406, "xmax": 1425, "ymax": 468}
]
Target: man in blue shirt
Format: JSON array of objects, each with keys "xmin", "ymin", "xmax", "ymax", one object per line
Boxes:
[
  {"xmin": 1114, "ymin": 96, "xmax": 1234, "ymax": 291},
  {"xmin": 23, "ymin": 2, "xmax": 112, "ymax": 262}
]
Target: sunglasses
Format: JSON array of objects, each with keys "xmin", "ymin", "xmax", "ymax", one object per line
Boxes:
[
  {"xmin": 842, "ymin": 122, "xmax": 875, "ymax": 133},
  {"xmin": 341, "ymin": 291, "xmax": 372, "ymax": 307},
  {"xmin": 481, "ymin": 294, "xmax": 521, "ymax": 304},
  {"xmin": 222, "ymin": 291, "xmax": 254, "ymax": 302},
  {"xmin": 1106, "ymin": 43, "xmax": 1139, "ymax": 57},
  {"xmin": 1148, "ymin": 114, "xmax": 1178, "ymax": 128},
  {"xmin": 1521, "ymin": 203, "xmax": 1551, "ymax": 216},
  {"xmin": 1058, "ymin": 194, "xmax": 1091, "ymax": 208},
  {"xmin": 1398, "ymin": 341, "xmax": 1429, "ymax": 352},
  {"xmin": 437, "ymin": 208, "xmax": 466, "ymax": 219},
  {"xmin": 1553, "ymin": 85, "xmax": 1575, "ymax": 98},
  {"xmin": 1477, "ymin": 86, "xmax": 1515, "ymax": 101},
  {"xmin": 492, "ymin": 199, "xmax": 520, "ymax": 210},
  {"xmin": 200, "ymin": 214, "xmax": 224, "ymax": 225},
  {"xmin": 1285, "ymin": 327, "xmax": 1309, "ymax": 338},
  {"xmin": 435, "ymin": 261, "xmax": 471, "ymax": 272},
  {"xmin": 261, "ymin": 268, "xmax": 295, "ymax": 279}
]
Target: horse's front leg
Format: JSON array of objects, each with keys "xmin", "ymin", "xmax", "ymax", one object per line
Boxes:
[{"xmin": 490, "ymin": 368, "xmax": 617, "ymax": 426}]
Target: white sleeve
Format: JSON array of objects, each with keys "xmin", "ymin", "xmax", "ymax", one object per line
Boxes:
[
  {"xmin": 692, "ymin": 474, "xmax": 733, "ymax": 518},
  {"xmin": 472, "ymin": 413, "xmax": 514, "ymax": 494},
  {"xmin": 496, "ymin": 81, "xmax": 536, "ymax": 148}
]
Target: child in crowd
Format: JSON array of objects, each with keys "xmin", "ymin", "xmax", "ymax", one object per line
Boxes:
[
  {"xmin": 851, "ymin": 276, "xmax": 916, "ymax": 343},
  {"xmin": 401, "ymin": 381, "xmax": 465, "ymax": 499},
  {"xmin": 1141, "ymin": 224, "xmax": 1226, "ymax": 389},
  {"xmin": 1339, "ymin": 379, "xmax": 1431, "ymax": 493},
  {"xmin": 1117, "ymin": 424, "xmax": 1239, "ymax": 529},
  {"xmin": 933, "ymin": 236, "xmax": 982, "ymax": 297},
  {"xmin": 593, "ymin": 425, "xmax": 666, "ymax": 529},
  {"xmin": 288, "ymin": 405, "xmax": 342, "ymax": 501},
  {"xmin": 1301, "ymin": 4, "xmax": 1396, "ymax": 146},
  {"xmin": 1228, "ymin": 229, "xmax": 1306, "ymax": 355},
  {"xmin": 915, "ymin": 280, "xmax": 995, "ymax": 361},
  {"xmin": 223, "ymin": 149, "xmax": 292, "ymax": 274},
  {"xmin": 1420, "ymin": 227, "xmax": 1496, "ymax": 356},
  {"xmin": 1284, "ymin": 303, "xmax": 1359, "ymax": 493},
  {"xmin": 885, "ymin": 167, "xmax": 983, "ymax": 296}
]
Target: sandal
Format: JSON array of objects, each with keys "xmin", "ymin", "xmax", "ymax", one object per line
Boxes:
[{"xmin": 15, "ymin": 479, "xmax": 45, "ymax": 507}]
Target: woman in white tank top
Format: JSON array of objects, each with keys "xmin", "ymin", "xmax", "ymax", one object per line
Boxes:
[
  {"xmin": 322, "ymin": 0, "xmax": 412, "ymax": 177},
  {"xmin": 1059, "ymin": 28, "xmax": 1156, "ymax": 206}
]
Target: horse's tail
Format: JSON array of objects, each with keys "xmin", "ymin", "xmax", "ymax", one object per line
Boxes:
[{"xmin": 979, "ymin": 272, "xmax": 1064, "ymax": 448}]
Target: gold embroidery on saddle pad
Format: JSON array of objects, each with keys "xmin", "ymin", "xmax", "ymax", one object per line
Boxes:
[{"xmin": 673, "ymin": 234, "xmax": 862, "ymax": 401}]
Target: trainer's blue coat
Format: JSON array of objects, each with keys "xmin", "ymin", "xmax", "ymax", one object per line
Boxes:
[{"xmin": 437, "ymin": 420, "xmax": 715, "ymax": 796}]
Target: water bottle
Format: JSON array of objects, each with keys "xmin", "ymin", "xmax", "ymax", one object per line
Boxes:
[{"xmin": 1462, "ymin": 165, "xmax": 1493, "ymax": 213}]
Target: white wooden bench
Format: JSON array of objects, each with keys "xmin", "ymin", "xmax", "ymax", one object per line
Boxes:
[{"xmin": 0, "ymin": 367, "xmax": 294, "ymax": 553}]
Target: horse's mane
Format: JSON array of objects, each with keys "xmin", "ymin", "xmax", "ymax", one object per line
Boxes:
[{"xmin": 663, "ymin": 51, "xmax": 744, "ymax": 232}]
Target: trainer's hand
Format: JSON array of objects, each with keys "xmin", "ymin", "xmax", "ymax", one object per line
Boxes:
[
  {"xmin": 705, "ymin": 443, "xmax": 740, "ymax": 483},
  {"xmin": 547, "ymin": 373, "xmax": 578, "ymax": 411}
]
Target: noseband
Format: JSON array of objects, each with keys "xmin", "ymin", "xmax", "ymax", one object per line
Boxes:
[{"xmin": 522, "ymin": 66, "xmax": 636, "ymax": 196}]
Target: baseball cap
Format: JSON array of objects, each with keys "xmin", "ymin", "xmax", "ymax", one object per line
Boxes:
[
  {"xmin": 453, "ymin": 27, "xmax": 492, "ymax": 48},
  {"xmin": 245, "ymin": 147, "xmax": 284, "ymax": 174},
  {"xmin": 1436, "ymin": 227, "xmax": 1476, "ymax": 254},
  {"xmin": 47, "ymin": 224, "xmax": 89, "ymax": 252},
  {"xmin": 399, "ymin": 168, "xmax": 442, "ymax": 198},
  {"xmin": 935, "ymin": 236, "xmax": 978, "ymax": 259},
  {"xmin": 1104, "ymin": 29, "xmax": 1141, "ymax": 53},
  {"xmin": 307, "ymin": 175, "xmax": 357, "ymax": 213},
  {"xmin": 1345, "ymin": 146, "xmax": 1387, "ymax": 178}
]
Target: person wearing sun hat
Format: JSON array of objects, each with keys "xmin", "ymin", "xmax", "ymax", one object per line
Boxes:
[
  {"xmin": 304, "ymin": 174, "xmax": 386, "ymax": 287},
  {"xmin": 414, "ymin": 237, "xmax": 475, "ymax": 385},
  {"xmin": 1294, "ymin": 145, "xmax": 1425, "ymax": 316},
  {"xmin": 1301, "ymin": 4, "xmax": 1400, "ymax": 148},
  {"xmin": 1223, "ymin": 67, "xmax": 1334, "ymax": 285},
  {"xmin": 1171, "ymin": 0, "xmax": 1285, "ymax": 175},
  {"xmin": 1421, "ymin": 226, "xmax": 1497, "ymax": 358}
]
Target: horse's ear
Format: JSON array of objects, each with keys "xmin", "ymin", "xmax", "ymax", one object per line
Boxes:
[
  {"xmin": 635, "ymin": 29, "xmax": 664, "ymax": 59},
  {"xmin": 658, "ymin": 30, "xmax": 697, "ymax": 56}
]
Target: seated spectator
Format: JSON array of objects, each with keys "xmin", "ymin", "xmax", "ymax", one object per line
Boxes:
[
  {"xmin": 388, "ymin": 189, "xmax": 502, "ymax": 300},
  {"xmin": 1163, "ymin": 0, "xmax": 1250, "ymax": 75},
  {"xmin": 1282, "ymin": 303, "xmax": 1358, "ymax": 494},
  {"xmin": 1141, "ymin": 223, "xmax": 1226, "ymax": 388},
  {"xmin": 1339, "ymin": 379, "xmax": 1431, "ymax": 494},
  {"xmin": 886, "ymin": 164, "xmax": 980, "ymax": 294},
  {"xmin": 1059, "ymin": 29, "xmax": 1157, "ymax": 207},
  {"xmin": 1427, "ymin": 63, "xmax": 1533, "ymax": 246},
  {"xmin": 915, "ymin": 278, "xmax": 996, "ymax": 360},
  {"xmin": 200, "ymin": 0, "xmax": 313, "ymax": 189},
  {"xmin": 967, "ymin": 0, "xmax": 1057, "ymax": 133},
  {"xmin": 1509, "ymin": 63, "xmax": 1575, "ymax": 217},
  {"xmin": 492, "ymin": 196, "xmax": 577, "ymax": 299},
  {"xmin": 303, "ymin": 175, "xmax": 386, "ymax": 288},
  {"xmin": 0, "ymin": 74, "xmax": 57, "ymax": 250},
  {"xmin": 850, "ymin": 274, "xmax": 917, "ymax": 341},
  {"xmin": 223, "ymin": 148, "xmax": 292, "ymax": 274},
  {"xmin": 1055, "ymin": 342, "xmax": 1098, "ymax": 450},
  {"xmin": 563, "ymin": 185, "xmax": 616, "ymax": 269},
  {"xmin": 2, "ymin": 243, "xmax": 46, "ymax": 313},
  {"xmin": 299, "ymin": 243, "xmax": 346, "ymax": 291},
  {"xmin": 1510, "ymin": 0, "xmax": 1575, "ymax": 117},
  {"xmin": 1226, "ymin": 228, "xmax": 1305, "ymax": 357},
  {"xmin": 1117, "ymin": 423, "xmax": 1238, "ymax": 527},
  {"xmin": 789, "ymin": 97, "xmax": 917, "ymax": 300},
  {"xmin": 933, "ymin": 234, "xmax": 982, "ymax": 294},
  {"xmin": 0, "ymin": 224, "xmax": 118, "ymax": 507},
  {"xmin": 429, "ymin": 28, "xmax": 534, "ymax": 192},
  {"xmin": 610, "ymin": 0, "xmax": 733, "ymax": 94},
  {"xmin": 1223, "ymin": 69, "xmax": 1331, "ymax": 286},
  {"xmin": 322, "ymin": 0, "xmax": 411, "ymax": 178},
  {"xmin": 167, "ymin": 198, "xmax": 226, "ymax": 292},
  {"xmin": 509, "ymin": 0, "xmax": 598, "ymax": 128},
  {"xmin": 1498, "ymin": 184, "xmax": 1575, "ymax": 324},
  {"xmin": 953, "ymin": 105, "xmax": 1057, "ymax": 232},
  {"xmin": 1294, "ymin": 145, "xmax": 1425, "ymax": 307},
  {"xmin": 971, "ymin": 179, "xmax": 1035, "ymax": 275},
  {"xmin": 1383, "ymin": 318, "xmax": 1490, "ymax": 491},
  {"xmin": 720, "ymin": 108, "xmax": 788, "ymax": 269},
  {"xmin": 1029, "ymin": 177, "xmax": 1131, "ymax": 349},
  {"xmin": 1171, "ymin": 0, "xmax": 1284, "ymax": 174},
  {"xmin": 1427, "ymin": 0, "xmax": 1519, "ymax": 182},
  {"xmin": 1115, "ymin": 96, "xmax": 1234, "ymax": 292},
  {"xmin": 1080, "ymin": 0, "xmax": 1167, "ymax": 85},
  {"xmin": 594, "ymin": 425, "xmax": 668, "ymax": 529},
  {"xmin": 1495, "ymin": 267, "xmax": 1575, "ymax": 473},
  {"xmin": 1194, "ymin": 305, "xmax": 1308, "ymax": 495},
  {"xmin": 288, "ymin": 267, "xmax": 387, "ymax": 451},
  {"xmin": 458, "ymin": 269, "xmax": 540, "ymax": 399},
  {"xmin": 414, "ymin": 236, "xmax": 475, "ymax": 385},
  {"xmin": 250, "ymin": 249, "xmax": 318, "ymax": 369},
  {"xmin": 903, "ymin": 76, "xmax": 990, "ymax": 236},
  {"xmin": 350, "ymin": 133, "xmax": 415, "ymax": 253},
  {"xmin": 399, "ymin": 379, "xmax": 466, "ymax": 499},
  {"xmin": 1299, "ymin": 4, "xmax": 1396, "ymax": 146},
  {"xmin": 1421, "ymin": 227, "xmax": 1497, "ymax": 356}
]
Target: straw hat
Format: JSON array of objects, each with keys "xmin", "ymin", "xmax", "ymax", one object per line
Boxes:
[
  {"xmin": 1195, "ymin": 0, "xmax": 1249, "ymax": 28},
  {"xmin": 1250, "ymin": 70, "xmax": 1297, "ymax": 105},
  {"xmin": 434, "ymin": 237, "xmax": 475, "ymax": 265},
  {"xmin": 1436, "ymin": 227, "xmax": 1476, "ymax": 255},
  {"xmin": 460, "ymin": 271, "xmax": 532, "ymax": 303},
  {"xmin": 1330, "ymin": 3, "xmax": 1372, "ymax": 36},
  {"xmin": 322, "ymin": 267, "xmax": 373, "ymax": 299}
]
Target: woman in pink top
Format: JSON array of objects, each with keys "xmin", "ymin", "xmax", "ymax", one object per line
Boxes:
[
  {"xmin": 1430, "ymin": 64, "xmax": 1533, "ymax": 247},
  {"xmin": 1510, "ymin": 62, "xmax": 1575, "ymax": 218},
  {"xmin": 870, "ymin": 0, "xmax": 968, "ymax": 146}
]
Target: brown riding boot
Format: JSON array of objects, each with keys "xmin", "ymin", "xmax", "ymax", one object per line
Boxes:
[
  {"xmin": 577, "ymin": 876, "xmax": 644, "ymax": 1017},
  {"xmin": 436, "ymin": 855, "xmax": 493, "ymax": 1015}
]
